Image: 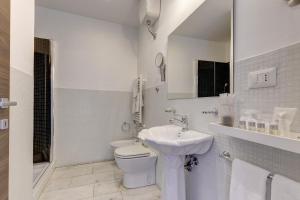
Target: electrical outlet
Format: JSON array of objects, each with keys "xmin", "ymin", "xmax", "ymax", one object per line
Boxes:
[{"xmin": 248, "ymin": 67, "xmax": 277, "ymax": 89}]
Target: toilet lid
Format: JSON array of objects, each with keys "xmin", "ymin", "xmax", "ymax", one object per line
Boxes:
[{"xmin": 115, "ymin": 144, "xmax": 151, "ymax": 159}]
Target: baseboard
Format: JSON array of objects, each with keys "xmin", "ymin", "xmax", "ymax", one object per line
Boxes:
[{"xmin": 33, "ymin": 161, "xmax": 56, "ymax": 200}]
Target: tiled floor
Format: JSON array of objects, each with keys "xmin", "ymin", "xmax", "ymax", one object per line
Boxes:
[
  {"xmin": 34, "ymin": 162, "xmax": 49, "ymax": 186},
  {"xmin": 39, "ymin": 161, "xmax": 161, "ymax": 200}
]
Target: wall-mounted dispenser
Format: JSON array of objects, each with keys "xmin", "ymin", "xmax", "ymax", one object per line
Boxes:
[
  {"xmin": 139, "ymin": 0, "xmax": 161, "ymax": 40},
  {"xmin": 285, "ymin": 0, "xmax": 300, "ymax": 6}
]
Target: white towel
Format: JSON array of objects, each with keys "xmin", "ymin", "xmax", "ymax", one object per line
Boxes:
[
  {"xmin": 230, "ymin": 159, "xmax": 270, "ymax": 200},
  {"xmin": 131, "ymin": 75, "xmax": 144, "ymax": 124},
  {"xmin": 271, "ymin": 175, "xmax": 300, "ymax": 200},
  {"xmin": 132, "ymin": 79, "xmax": 139, "ymax": 114}
]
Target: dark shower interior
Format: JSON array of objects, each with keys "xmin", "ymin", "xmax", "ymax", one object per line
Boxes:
[
  {"xmin": 33, "ymin": 37, "xmax": 52, "ymax": 163},
  {"xmin": 197, "ymin": 60, "xmax": 230, "ymax": 97}
]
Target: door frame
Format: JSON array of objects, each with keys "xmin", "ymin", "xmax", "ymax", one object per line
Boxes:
[{"xmin": 0, "ymin": 0, "xmax": 10, "ymax": 199}]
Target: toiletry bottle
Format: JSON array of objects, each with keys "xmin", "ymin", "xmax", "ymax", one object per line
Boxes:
[
  {"xmin": 239, "ymin": 120, "xmax": 246, "ymax": 129},
  {"xmin": 257, "ymin": 122, "xmax": 266, "ymax": 133},
  {"xmin": 272, "ymin": 107, "xmax": 297, "ymax": 137},
  {"xmin": 248, "ymin": 121, "xmax": 257, "ymax": 131},
  {"xmin": 242, "ymin": 110, "xmax": 259, "ymax": 131},
  {"xmin": 219, "ymin": 93, "xmax": 235, "ymax": 127},
  {"xmin": 269, "ymin": 123, "xmax": 280, "ymax": 136},
  {"xmin": 239, "ymin": 115, "xmax": 247, "ymax": 129},
  {"xmin": 256, "ymin": 113, "xmax": 271, "ymax": 134}
]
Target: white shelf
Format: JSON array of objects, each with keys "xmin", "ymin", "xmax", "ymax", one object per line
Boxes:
[{"xmin": 209, "ymin": 123, "xmax": 300, "ymax": 154}]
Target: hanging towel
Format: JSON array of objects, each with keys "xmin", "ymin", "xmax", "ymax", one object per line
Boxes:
[
  {"xmin": 132, "ymin": 79, "xmax": 139, "ymax": 114},
  {"xmin": 132, "ymin": 75, "xmax": 144, "ymax": 124},
  {"xmin": 230, "ymin": 159, "xmax": 270, "ymax": 200},
  {"xmin": 271, "ymin": 175, "xmax": 300, "ymax": 200}
]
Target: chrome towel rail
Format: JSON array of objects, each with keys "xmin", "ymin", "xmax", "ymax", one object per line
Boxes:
[
  {"xmin": 219, "ymin": 151, "xmax": 232, "ymax": 162},
  {"xmin": 219, "ymin": 151, "xmax": 273, "ymax": 200}
]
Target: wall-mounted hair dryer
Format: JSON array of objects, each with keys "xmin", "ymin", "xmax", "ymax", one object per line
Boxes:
[{"xmin": 139, "ymin": 0, "xmax": 161, "ymax": 40}]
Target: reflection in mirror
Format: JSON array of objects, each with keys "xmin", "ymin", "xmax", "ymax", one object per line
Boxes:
[
  {"xmin": 155, "ymin": 52, "xmax": 166, "ymax": 82},
  {"xmin": 167, "ymin": 0, "xmax": 233, "ymax": 100}
]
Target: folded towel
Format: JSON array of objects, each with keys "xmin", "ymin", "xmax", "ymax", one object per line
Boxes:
[
  {"xmin": 132, "ymin": 79, "xmax": 138, "ymax": 98},
  {"xmin": 132, "ymin": 79, "xmax": 139, "ymax": 114},
  {"xmin": 230, "ymin": 159, "xmax": 270, "ymax": 200},
  {"xmin": 272, "ymin": 175, "xmax": 300, "ymax": 200}
]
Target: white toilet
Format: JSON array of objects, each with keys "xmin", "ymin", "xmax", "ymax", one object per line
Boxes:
[
  {"xmin": 110, "ymin": 139, "xmax": 138, "ymax": 149},
  {"xmin": 110, "ymin": 140, "xmax": 157, "ymax": 189}
]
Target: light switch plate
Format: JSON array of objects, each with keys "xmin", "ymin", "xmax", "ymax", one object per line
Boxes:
[{"xmin": 248, "ymin": 67, "xmax": 277, "ymax": 89}]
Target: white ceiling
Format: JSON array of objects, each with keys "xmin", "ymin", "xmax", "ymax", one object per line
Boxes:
[
  {"xmin": 36, "ymin": 0, "xmax": 140, "ymax": 27},
  {"xmin": 173, "ymin": 0, "xmax": 232, "ymax": 42}
]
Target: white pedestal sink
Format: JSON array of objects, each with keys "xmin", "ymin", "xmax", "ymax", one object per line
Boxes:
[{"xmin": 138, "ymin": 125, "xmax": 213, "ymax": 200}]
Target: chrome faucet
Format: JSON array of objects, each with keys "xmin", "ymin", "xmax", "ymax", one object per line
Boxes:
[
  {"xmin": 171, "ymin": 114, "xmax": 189, "ymax": 132},
  {"xmin": 165, "ymin": 107, "xmax": 189, "ymax": 132},
  {"xmin": 165, "ymin": 107, "xmax": 176, "ymax": 114}
]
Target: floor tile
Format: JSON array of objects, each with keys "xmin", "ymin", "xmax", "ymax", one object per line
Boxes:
[
  {"xmin": 40, "ymin": 185, "xmax": 93, "ymax": 200},
  {"xmin": 44, "ymin": 178, "xmax": 72, "ymax": 192},
  {"xmin": 70, "ymin": 172, "xmax": 119, "ymax": 188},
  {"xmin": 94, "ymin": 181, "xmax": 121, "ymax": 196},
  {"xmin": 113, "ymin": 167, "xmax": 123, "ymax": 180},
  {"xmin": 121, "ymin": 185, "xmax": 160, "ymax": 196},
  {"xmin": 33, "ymin": 163, "xmax": 49, "ymax": 185},
  {"xmin": 121, "ymin": 185, "xmax": 161, "ymax": 200},
  {"xmin": 57, "ymin": 162, "xmax": 95, "ymax": 171},
  {"xmin": 122, "ymin": 193, "xmax": 160, "ymax": 200},
  {"xmin": 52, "ymin": 166, "xmax": 93, "ymax": 179},
  {"xmin": 93, "ymin": 192, "xmax": 123, "ymax": 200},
  {"xmin": 39, "ymin": 161, "xmax": 160, "ymax": 200},
  {"xmin": 93, "ymin": 161, "xmax": 116, "ymax": 174}
]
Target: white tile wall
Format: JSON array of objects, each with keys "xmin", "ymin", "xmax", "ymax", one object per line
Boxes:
[
  {"xmin": 54, "ymin": 88, "xmax": 134, "ymax": 166},
  {"xmin": 144, "ymin": 42, "xmax": 300, "ymax": 200},
  {"xmin": 235, "ymin": 42, "xmax": 300, "ymax": 132}
]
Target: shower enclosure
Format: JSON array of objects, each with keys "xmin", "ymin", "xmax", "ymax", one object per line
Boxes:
[{"xmin": 33, "ymin": 37, "xmax": 53, "ymax": 185}]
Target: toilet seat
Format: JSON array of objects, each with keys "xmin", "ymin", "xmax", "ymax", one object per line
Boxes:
[{"xmin": 115, "ymin": 144, "xmax": 151, "ymax": 159}]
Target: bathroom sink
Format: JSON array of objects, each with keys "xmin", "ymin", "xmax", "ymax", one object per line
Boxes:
[
  {"xmin": 139, "ymin": 125, "xmax": 213, "ymax": 155},
  {"xmin": 138, "ymin": 125, "xmax": 214, "ymax": 200}
]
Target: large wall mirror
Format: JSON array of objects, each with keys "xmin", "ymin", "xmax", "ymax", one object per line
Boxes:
[{"xmin": 167, "ymin": 0, "xmax": 234, "ymax": 100}]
